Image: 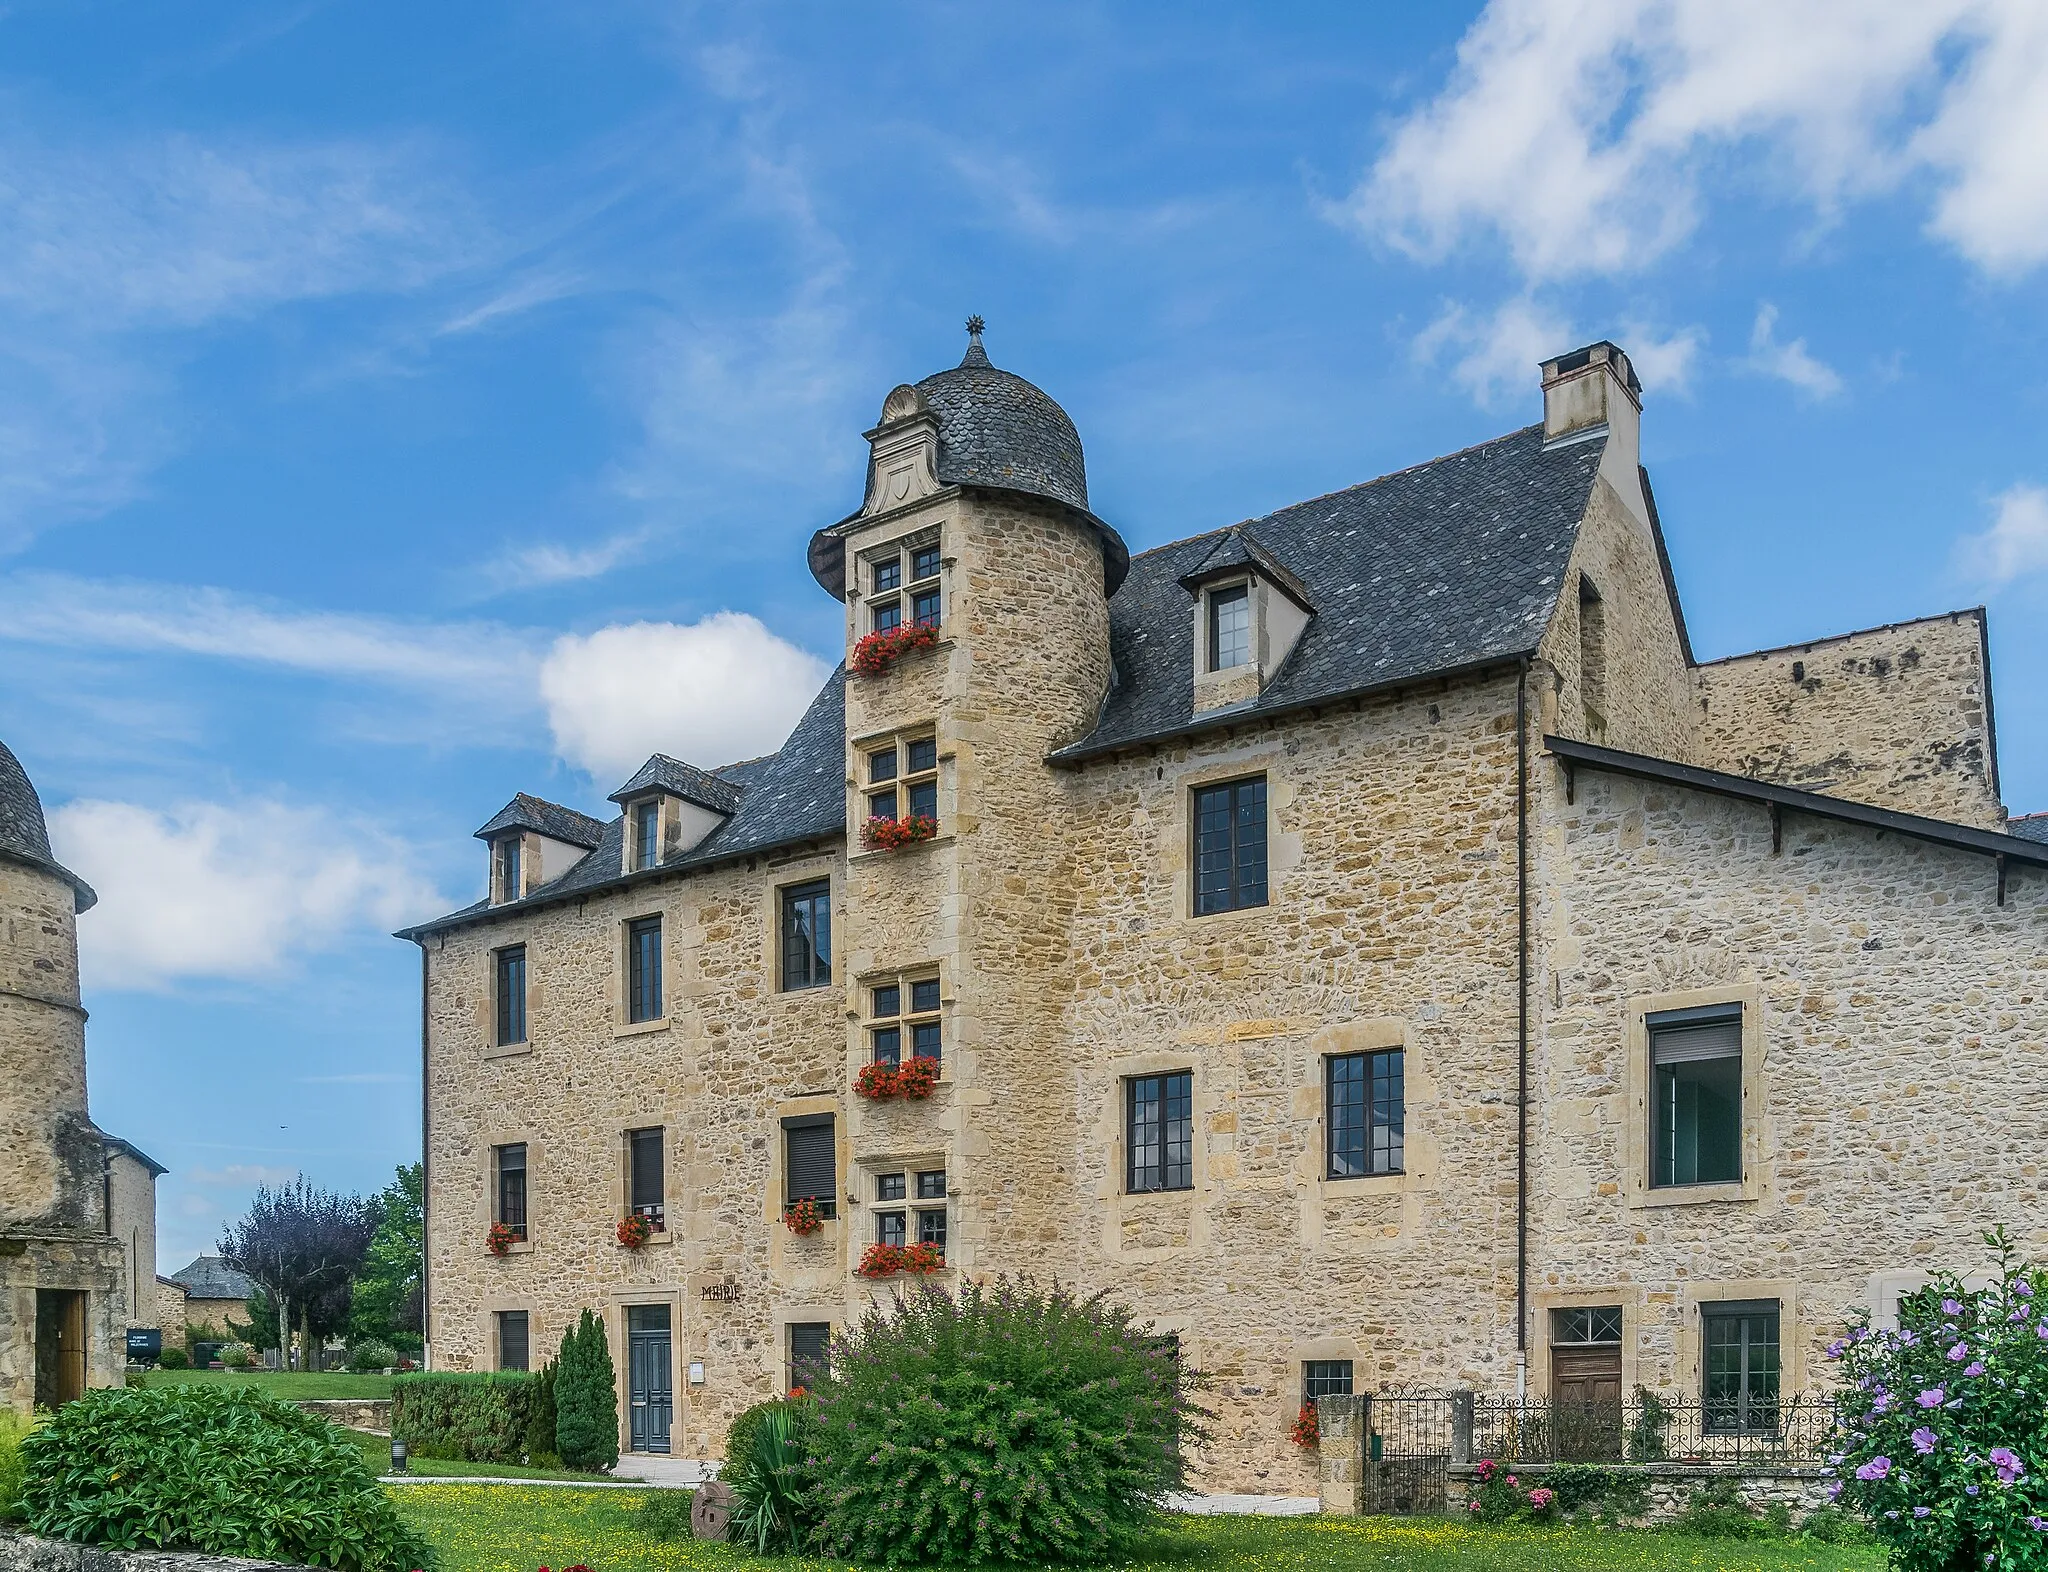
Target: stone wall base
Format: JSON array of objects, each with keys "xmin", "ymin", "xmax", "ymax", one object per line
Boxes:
[
  {"xmin": 1444, "ymin": 1463, "xmax": 1833, "ymax": 1525},
  {"xmin": 0, "ymin": 1529, "xmax": 307, "ymax": 1572},
  {"xmin": 291, "ymin": 1397, "xmax": 392, "ymax": 1433}
]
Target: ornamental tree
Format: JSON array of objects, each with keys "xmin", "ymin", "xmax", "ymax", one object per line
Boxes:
[{"xmin": 1828, "ymin": 1227, "xmax": 2048, "ymax": 1570}]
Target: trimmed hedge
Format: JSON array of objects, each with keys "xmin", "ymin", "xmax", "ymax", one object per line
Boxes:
[
  {"xmin": 18, "ymin": 1383, "xmax": 429, "ymax": 1572},
  {"xmin": 391, "ymin": 1371, "xmax": 539, "ymax": 1464}
]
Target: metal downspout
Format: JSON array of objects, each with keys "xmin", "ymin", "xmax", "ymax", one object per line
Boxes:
[{"xmin": 1516, "ymin": 660, "xmax": 1531, "ymax": 1392}]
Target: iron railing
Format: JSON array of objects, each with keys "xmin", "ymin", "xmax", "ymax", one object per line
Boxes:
[{"xmin": 1464, "ymin": 1392, "xmax": 1841, "ymax": 1466}]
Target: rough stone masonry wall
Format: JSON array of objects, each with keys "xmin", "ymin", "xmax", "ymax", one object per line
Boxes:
[
  {"xmin": 1530, "ymin": 758, "xmax": 2048, "ymax": 1405},
  {"xmin": 420, "ymin": 837, "xmax": 844, "ymax": 1461},
  {"xmin": 1440, "ymin": 1465, "xmax": 1832, "ymax": 1524},
  {"xmin": 0, "ymin": 859, "xmax": 94, "ymax": 1233},
  {"xmin": 1694, "ymin": 611, "xmax": 2002, "ymax": 828},
  {"xmin": 0, "ymin": 1530, "xmax": 309, "ymax": 1572},
  {"xmin": 1058, "ymin": 672, "xmax": 1531, "ymax": 1498}
]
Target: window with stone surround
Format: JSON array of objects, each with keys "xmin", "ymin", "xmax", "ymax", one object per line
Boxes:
[
  {"xmin": 628, "ymin": 1127, "xmax": 664, "ymax": 1232},
  {"xmin": 493, "ymin": 945, "xmax": 527, "ymax": 1047},
  {"xmin": 864, "ymin": 532, "xmax": 942, "ymax": 635},
  {"xmin": 1126, "ymin": 1072, "xmax": 1193, "ymax": 1193},
  {"xmin": 1192, "ymin": 776, "xmax": 1268, "ymax": 915},
  {"xmin": 783, "ymin": 1115, "xmax": 836, "ymax": 1219},
  {"xmin": 1326, "ymin": 1049, "xmax": 1404, "ymax": 1178},
  {"xmin": 1303, "ymin": 1359, "xmax": 1353, "ymax": 1401},
  {"xmin": 497, "ymin": 1309, "xmax": 529, "ymax": 1372},
  {"xmin": 1702, "ymin": 1299, "xmax": 1780, "ymax": 1433},
  {"xmin": 865, "ymin": 734, "xmax": 939, "ymax": 826},
  {"xmin": 788, "ymin": 1321, "xmax": 831, "ymax": 1393},
  {"xmin": 494, "ymin": 1143, "xmax": 527, "ymax": 1241},
  {"xmin": 1208, "ymin": 582, "xmax": 1250, "ymax": 671},
  {"xmin": 631, "ymin": 798, "xmax": 661, "ymax": 871},
  {"xmin": 867, "ymin": 972, "xmax": 941, "ymax": 1066},
  {"xmin": 626, "ymin": 915, "xmax": 663, "ymax": 1024},
  {"xmin": 1649, "ymin": 1005, "xmax": 1742, "ymax": 1187},
  {"xmin": 494, "ymin": 835, "xmax": 523, "ymax": 904},
  {"xmin": 870, "ymin": 1169, "xmax": 946, "ymax": 1252},
  {"xmin": 778, "ymin": 879, "xmax": 831, "ymax": 991}
]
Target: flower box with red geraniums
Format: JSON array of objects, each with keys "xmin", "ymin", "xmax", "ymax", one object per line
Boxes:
[
  {"xmin": 862, "ymin": 813, "xmax": 938, "ymax": 852},
  {"xmin": 849, "ymin": 623, "xmax": 939, "ymax": 676},
  {"xmin": 486, "ymin": 1222, "xmax": 519, "ymax": 1256},
  {"xmin": 784, "ymin": 1196, "xmax": 826, "ymax": 1236},
  {"xmin": 616, "ymin": 1214, "xmax": 652, "ymax": 1250},
  {"xmin": 855, "ymin": 1241, "xmax": 946, "ymax": 1279},
  {"xmin": 853, "ymin": 1056, "xmax": 940, "ymax": 1101},
  {"xmin": 1291, "ymin": 1401, "xmax": 1320, "ymax": 1449}
]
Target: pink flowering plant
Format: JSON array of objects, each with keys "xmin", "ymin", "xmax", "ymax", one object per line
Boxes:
[
  {"xmin": 1467, "ymin": 1456, "xmax": 1561, "ymax": 1523},
  {"xmin": 1827, "ymin": 1228, "xmax": 2048, "ymax": 1570}
]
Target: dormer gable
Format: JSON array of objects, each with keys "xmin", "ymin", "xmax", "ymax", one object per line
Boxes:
[
  {"xmin": 1178, "ymin": 524, "xmax": 1316, "ymax": 715},
  {"xmin": 608, "ymin": 754, "xmax": 745, "ymax": 873},
  {"xmin": 474, "ymin": 793, "xmax": 606, "ymax": 905}
]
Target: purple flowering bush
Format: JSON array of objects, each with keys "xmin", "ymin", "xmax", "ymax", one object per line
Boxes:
[
  {"xmin": 1828, "ymin": 1228, "xmax": 2048, "ymax": 1570},
  {"xmin": 803, "ymin": 1277, "xmax": 1209, "ymax": 1566}
]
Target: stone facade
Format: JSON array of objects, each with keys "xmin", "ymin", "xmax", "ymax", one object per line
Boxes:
[{"xmin": 412, "ymin": 337, "xmax": 2048, "ymax": 1495}]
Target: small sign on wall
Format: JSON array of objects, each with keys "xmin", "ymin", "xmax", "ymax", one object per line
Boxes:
[{"xmin": 695, "ymin": 1274, "xmax": 742, "ymax": 1304}]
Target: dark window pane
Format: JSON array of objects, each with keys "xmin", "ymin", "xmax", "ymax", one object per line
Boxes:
[
  {"xmin": 871, "ymin": 1025, "xmax": 901, "ymax": 1066},
  {"xmin": 1304, "ymin": 1360, "xmax": 1353, "ymax": 1400},
  {"xmin": 874, "ymin": 984, "xmax": 901, "ymax": 1018},
  {"xmin": 628, "ymin": 916, "xmax": 663, "ymax": 1023},
  {"xmin": 916, "ymin": 1169, "xmax": 946, "ymax": 1199},
  {"xmin": 630, "ymin": 1128, "xmax": 664, "ymax": 1221},
  {"xmin": 918, "ymin": 1208, "xmax": 947, "ymax": 1251},
  {"xmin": 868, "ymin": 789, "xmax": 897, "ymax": 820},
  {"xmin": 876, "ymin": 1210, "xmax": 906, "ymax": 1247},
  {"xmin": 495, "ymin": 946, "xmax": 527, "ymax": 1046},
  {"xmin": 634, "ymin": 800, "xmax": 660, "ymax": 871},
  {"xmin": 912, "ymin": 588, "xmax": 941, "ymax": 627},
  {"xmin": 1651, "ymin": 1009, "xmax": 1742, "ymax": 1186},
  {"xmin": 1703, "ymin": 1303, "xmax": 1781, "ymax": 1432},
  {"xmin": 1193, "ymin": 778, "xmax": 1268, "ymax": 915},
  {"xmin": 1552, "ymin": 1306, "xmax": 1623, "ymax": 1344},
  {"xmin": 910, "ymin": 977, "xmax": 940, "ymax": 1013},
  {"xmin": 911, "ymin": 546, "xmax": 941, "ymax": 581},
  {"xmin": 498, "ymin": 1310, "xmax": 529, "ymax": 1372},
  {"xmin": 873, "ymin": 599, "xmax": 901, "ymax": 633},
  {"xmin": 779, "ymin": 881, "xmax": 831, "ymax": 991},
  {"xmin": 1327, "ymin": 1049, "xmax": 1402, "ymax": 1177},
  {"xmin": 876, "ymin": 1173, "xmax": 905, "ymax": 1202},
  {"xmin": 789, "ymin": 1322, "xmax": 830, "ymax": 1392},
  {"xmin": 869, "ymin": 748, "xmax": 898, "ymax": 783},
  {"xmin": 1209, "ymin": 584, "xmax": 1250, "ymax": 671},
  {"xmin": 906, "ymin": 737, "xmax": 937, "ymax": 774},
  {"xmin": 911, "ymin": 1020, "xmax": 941, "ymax": 1061},
  {"xmin": 873, "ymin": 559, "xmax": 901, "ymax": 593},
  {"xmin": 1126, "ymin": 1072, "xmax": 1194, "ymax": 1193},
  {"xmin": 498, "ymin": 837, "xmax": 522, "ymax": 902},
  {"xmin": 496, "ymin": 1144, "xmax": 527, "ymax": 1237},
  {"xmin": 783, "ymin": 1119, "xmax": 835, "ymax": 1216},
  {"xmin": 907, "ymin": 780, "xmax": 938, "ymax": 820}
]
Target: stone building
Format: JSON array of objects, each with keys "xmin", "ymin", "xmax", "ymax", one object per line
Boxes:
[
  {"xmin": 104, "ymin": 1136, "xmax": 167, "ymax": 1332},
  {"xmin": 0, "ymin": 740, "xmax": 137, "ymax": 1413},
  {"xmin": 403, "ymin": 330, "xmax": 2047, "ymax": 1491}
]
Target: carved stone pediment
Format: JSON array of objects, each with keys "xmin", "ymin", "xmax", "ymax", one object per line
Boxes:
[{"xmin": 864, "ymin": 387, "xmax": 942, "ymax": 516}]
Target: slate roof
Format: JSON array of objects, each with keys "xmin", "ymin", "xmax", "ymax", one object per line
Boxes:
[
  {"xmin": 473, "ymin": 792, "xmax": 609, "ymax": 848},
  {"xmin": 401, "ymin": 670, "xmax": 849, "ymax": 938},
  {"xmin": 608, "ymin": 754, "xmax": 745, "ymax": 816},
  {"xmin": 170, "ymin": 1256, "xmax": 256, "ymax": 1300},
  {"xmin": 1176, "ymin": 523, "xmax": 1316, "ymax": 609},
  {"xmin": 101, "ymin": 1132, "xmax": 168, "ymax": 1177},
  {"xmin": 1052, "ymin": 424, "xmax": 1607, "ymax": 762},
  {"xmin": 2008, "ymin": 813, "xmax": 2048, "ymax": 844},
  {"xmin": 0, "ymin": 738, "xmax": 97, "ymax": 911}
]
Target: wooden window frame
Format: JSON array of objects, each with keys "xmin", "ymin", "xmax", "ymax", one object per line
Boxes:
[
  {"xmin": 628, "ymin": 1126, "xmax": 665, "ymax": 1232},
  {"xmin": 863, "ymin": 530, "xmax": 942, "ymax": 636},
  {"xmin": 1207, "ymin": 582, "xmax": 1251, "ymax": 672},
  {"xmin": 778, "ymin": 879, "xmax": 832, "ymax": 991},
  {"xmin": 1125, "ymin": 1071, "xmax": 1194, "ymax": 1194},
  {"xmin": 867, "ymin": 970, "xmax": 942, "ymax": 1066},
  {"xmin": 626, "ymin": 915, "xmax": 664, "ymax": 1025},
  {"xmin": 1325, "ymin": 1048, "xmax": 1405, "ymax": 1179},
  {"xmin": 493, "ymin": 944, "xmax": 528, "ymax": 1047},
  {"xmin": 494, "ymin": 1143, "xmax": 528, "ymax": 1240},
  {"xmin": 1191, "ymin": 775, "xmax": 1269, "ymax": 915},
  {"xmin": 864, "ymin": 731, "xmax": 940, "ymax": 827}
]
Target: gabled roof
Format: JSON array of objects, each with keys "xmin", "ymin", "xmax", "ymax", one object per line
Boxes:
[
  {"xmin": 101, "ymin": 1132, "xmax": 167, "ymax": 1177},
  {"xmin": 609, "ymin": 754, "xmax": 744, "ymax": 816},
  {"xmin": 1053, "ymin": 424, "xmax": 1606, "ymax": 762},
  {"xmin": 402, "ymin": 670, "xmax": 849, "ymax": 939},
  {"xmin": 2008, "ymin": 813, "xmax": 2048, "ymax": 845},
  {"xmin": 473, "ymin": 792, "xmax": 608, "ymax": 849},
  {"xmin": 170, "ymin": 1256, "xmax": 256, "ymax": 1299},
  {"xmin": 1175, "ymin": 524, "xmax": 1316, "ymax": 611}
]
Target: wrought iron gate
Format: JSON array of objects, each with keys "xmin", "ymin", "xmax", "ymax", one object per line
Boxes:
[{"xmin": 1359, "ymin": 1390, "xmax": 1457, "ymax": 1515}]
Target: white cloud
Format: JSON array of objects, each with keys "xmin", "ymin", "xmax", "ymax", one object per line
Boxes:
[
  {"xmin": 476, "ymin": 528, "xmax": 654, "ymax": 595},
  {"xmin": 1954, "ymin": 483, "xmax": 2048, "ymax": 586},
  {"xmin": 1412, "ymin": 296, "xmax": 1575, "ymax": 408},
  {"xmin": 1622, "ymin": 323, "xmax": 1707, "ymax": 396},
  {"xmin": 48, "ymin": 798, "xmax": 444, "ymax": 990},
  {"xmin": 1743, "ymin": 304, "xmax": 1843, "ymax": 399},
  {"xmin": 1348, "ymin": 0, "xmax": 2048, "ymax": 280},
  {"xmin": 184, "ymin": 1164, "xmax": 299, "ymax": 1188},
  {"xmin": 540, "ymin": 613, "xmax": 830, "ymax": 781}
]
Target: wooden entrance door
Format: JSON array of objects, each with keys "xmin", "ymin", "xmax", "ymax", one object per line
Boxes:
[
  {"xmin": 1551, "ymin": 1345, "xmax": 1623, "ymax": 1460},
  {"xmin": 34, "ymin": 1290, "xmax": 88, "ymax": 1408},
  {"xmin": 627, "ymin": 1305, "xmax": 672, "ymax": 1455}
]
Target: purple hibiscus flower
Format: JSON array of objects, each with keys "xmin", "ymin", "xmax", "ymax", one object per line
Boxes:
[
  {"xmin": 1991, "ymin": 1447, "xmax": 2025, "ymax": 1483},
  {"xmin": 1919, "ymin": 1388, "xmax": 1946, "ymax": 1408},
  {"xmin": 1943, "ymin": 1298, "xmax": 1963, "ymax": 1315},
  {"xmin": 1857, "ymin": 1457, "xmax": 1893, "ymax": 1482},
  {"xmin": 1965, "ymin": 1361, "xmax": 1987, "ymax": 1377},
  {"xmin": 1913, "ymin": 1428, "xmax": 1939, "ymax": 1455},
  {"xmin": 1947, "ymin": 1341, "xmax": 1971, "ymax": 1362},
  {"xmin": 1915, "ymin": 1506, "xmax": 1933, "ymax": 1518}
]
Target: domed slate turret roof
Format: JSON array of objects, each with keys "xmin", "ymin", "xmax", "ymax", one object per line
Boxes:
[{"xmin": 0, "ymin": 739, "xmax": 96, "ymax": 912}]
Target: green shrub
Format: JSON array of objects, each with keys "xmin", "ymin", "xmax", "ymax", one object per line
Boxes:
[
  {"xmin": 1543, "ymin": 1462, "xmax": 1651, "ymax": 1520},
  {"xmin": 1625, "ymin": 1385, "xmax": 1673, "ymax": 1463},
  {"xmin": 633, "ymin": 1489, "xmax": 696, "ymax": 1542},
  {"xmin": 805, "ymin": 1277, "xmax": 1207, "ymax": 1566},
  {"xmin": 347, "ymin": 1340, "xmax": 399, "ymax": 1374},
  {"xmin": 18, "ymin": 1383, "xmax": 430, "ymax": 1572},
  {"xmin": 1799, "ymin": 1504, "xmax": 1875, "ymax": 1544},
  {"xmin": 0, "ymin": 1409, "xmax": 31, "ymax": 1523},
  {"xmin": 523, "ymin": 1358, "xmax": 559, "ymax": 1464},
  {"xmin": 392, "ymin": 1372, "xmax": 536, "ymax": 1464},
  {"xmin": 219, "ymin": 1342, "xmax": 257, "ymax": 1370},
  {"xmin": 554, "ymin": 1309, "xmax": 618, "ymax": 1473},
  {"xmin": 156, "ymin": 1348, "xmax": 189, "ymax": 1370},
  {"xmin": 729, "ymin": 1401, "xmax": 812, "ymax": 1554},
  {"xmin": 1671, "ymin": 1475, "xmax": 1778, "ymax": 1539}
]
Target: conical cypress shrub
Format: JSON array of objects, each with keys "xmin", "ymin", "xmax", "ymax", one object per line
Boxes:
[{"xmin": 554, "ymin": 1309, "xmax": 618, "ymax": 1471}]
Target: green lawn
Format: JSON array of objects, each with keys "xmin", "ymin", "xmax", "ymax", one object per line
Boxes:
[
  {"xmin": 135, "ymin": 1368, "xmax": 397, "ymax": 1399},
  {"xmin": 392, "ymin": 1484, "xmax": 1885, "ymax": 1572},
  {"xmin": 339, "ymin": 1428, "xmax": 611, "ymax": 1483}
]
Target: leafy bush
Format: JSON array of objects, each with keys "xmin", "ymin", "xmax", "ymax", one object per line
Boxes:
[
  {"xmin": 524, "ymin": 1358, "xmax": 559, "ymax": 1465},
  {"xmin": 633, "ymin": 1489, "xmax": 696, "ymax": 1542},
  {"xmin": 730, "ymin": 1401, "xmax": 811, "ymax": 1554},
  {"xmin": 554, "ymin": 1308, "xmax": 618, "ymax": 1472},
  {"xmin": 18, "ymin": 1383, "xmax": 431, "ymax": 1572},
  {"xmin": 0, "ymin": 1408, "xmax": 31, "ymax": 1523},
  {"xmin": 155, "ymin": 1348, "xmax": 189, "ymax": 1370},
  {"xmin": 1626, "ymin": 1385, "xmax": 1673, "ymax": 1463},
  {"xmin": 1828, "ymin": 1227, "xmax": 2048, "ymax": 1571},
  {"xmin": 219, "ymin": 1342, "xmax": 257, "ymax": 1370},
  {"xmin": 1543, "ymin": 1462, "xmax": 1650, "ymax": 1521},
  {"xmin": 392, "ymin": 1371, "xmax": 537, "ymax": 1464},
  {"xmin": 1465, "ymin": 1458, "xmax": 1560, "ymax": 1523},
  {"xmin": 1670, "ymin": 1476, "xmax": 1786, "ymax": 1539},
  {"xmin": 347, "ymin": 1340, "xmax": 399, "ymax": 1374},
  {"xmin": 1798, "ymin": 1504, "xmax": 1875, "ymax": 1544},
  {"xmin": 805, "ymin": 1277, "xmax": 1207, "ymax": 1566}
]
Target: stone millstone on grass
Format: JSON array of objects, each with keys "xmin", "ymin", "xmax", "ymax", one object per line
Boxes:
[{"xmin": 690, "ymin": 1481, "xmax": 734, "ymax": 1540}]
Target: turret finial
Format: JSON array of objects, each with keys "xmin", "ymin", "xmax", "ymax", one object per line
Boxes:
[{"xmin": 961, "ymin": 314, "xmax": 990, "ymax": 367}]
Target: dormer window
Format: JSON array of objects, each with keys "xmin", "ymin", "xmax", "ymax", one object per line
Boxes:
[
  {"xmin": 1208, "ymin": 583, "xmax": 1251, "ymax": 671},
  {"xmin": 495, "ymin": 836, "xmax": 524, "ymax": 904},
  {"xmin": 866, "ymin": 535, "xmax": 943, "ymax": 635},
  {"xmin": 631, "ymin": 798, "xmax": 661, "ymax": 871}
]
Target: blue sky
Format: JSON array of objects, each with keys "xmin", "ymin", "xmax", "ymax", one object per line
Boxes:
[{"xmin": 1, "ymin": 1, "xmax": 2043, "ymax": 1272}]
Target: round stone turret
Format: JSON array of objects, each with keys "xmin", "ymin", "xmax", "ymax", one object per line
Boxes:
[{"xmin": 0, "ymin": 739, "xmax": 94, "ymax": 912}]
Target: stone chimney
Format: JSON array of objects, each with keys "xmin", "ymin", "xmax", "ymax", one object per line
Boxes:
[{"xmin": 1540, "ymin": 341, "xmax": 1640, "ymax": 448}]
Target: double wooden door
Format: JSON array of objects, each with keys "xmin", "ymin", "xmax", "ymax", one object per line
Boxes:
[{"xmin": 1550, "ymin": 1345, "xmax": 1623, "ymax": 1460}]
